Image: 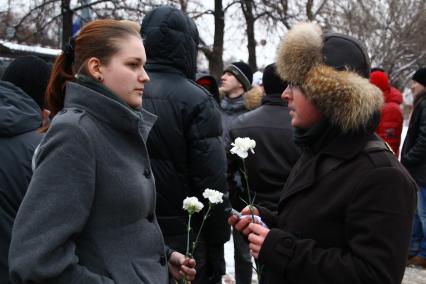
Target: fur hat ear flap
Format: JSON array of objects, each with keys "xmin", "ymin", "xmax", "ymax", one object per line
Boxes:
[
  {"xmin": 304, "ymin": 65, "xmax": 383, "ymax": 131},
  {"xmin": 276, "ymin": 21, "xmax": 383, "ymax": 132},
  {"xmin": 276, "ymin": 22, "xmax": 323, "ymax": 84}
]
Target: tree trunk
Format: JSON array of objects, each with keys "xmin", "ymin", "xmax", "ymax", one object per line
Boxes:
[
  {"xmin": 241, "ymin": 0, "xmax": 257, "ymax": 71},
  {"xmin": 206, "ymin": 0, "xmax": 225, "ymax": 80},
  {"xmin": 61, "ymin": 0, "xmax": 73, "ymax": 48}
]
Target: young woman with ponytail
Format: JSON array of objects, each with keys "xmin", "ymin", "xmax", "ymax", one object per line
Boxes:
[{"xmin": 8, "ymin": 19, "xmax": 195, "ymax": 284}]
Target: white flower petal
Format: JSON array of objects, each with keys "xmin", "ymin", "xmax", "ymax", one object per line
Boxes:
[
  {"xmin": 203, "ymin": 188, "xmax": 224, "ymax": 204},
  {"xmin": 230, "ymin": 137, "xmax": 256, "ymax": 158},
  {"xmin": 183, "ymin": 196, "xmax": 204, "ymax": 214}
]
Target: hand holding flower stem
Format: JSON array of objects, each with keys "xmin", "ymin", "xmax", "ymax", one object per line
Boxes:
[
  {"xmin": 182, "ymin": 189, "xmax": 224, "ymax": 284},
  {"xmin": 230, "ymin": 137, "xmax": 262, "ymax": 280}
]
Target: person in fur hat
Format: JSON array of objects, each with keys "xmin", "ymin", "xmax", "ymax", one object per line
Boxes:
[
  {"xmin": 229, "ymin": 22, "xmax": 416, "ymax": 284},
  {"xmin": 402, "ymin": 67, "xmax": 426, "ymax": 269}
]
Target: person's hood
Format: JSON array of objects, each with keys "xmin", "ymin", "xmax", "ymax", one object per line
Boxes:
[
  {"xmin": 370, "ymin": 71, "xmax": 390, "ymax": 93},
  {"xmin": 0, "ymin": 81, "xmax": 41, "ymax": 137},
  {"xmin": 244, "ymin": 85, "xmax": 264, "ymax": 110},
  {"xmin": 141, "ymin": 6, "xmax": 199, "ymax": 80},
  {"xmin": 196, "ymin": 73, "xmax": 220, "ymax": 103}
]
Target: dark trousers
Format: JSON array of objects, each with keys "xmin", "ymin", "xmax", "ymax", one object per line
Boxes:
[{"xmin": 232, "ymin": 229, "xmax": 253, "ymax": 284}]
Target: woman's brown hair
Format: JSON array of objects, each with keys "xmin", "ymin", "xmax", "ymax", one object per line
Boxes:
[{"xmin": 45, "ymin": 19, "xmax": 141, "ymax": 117}]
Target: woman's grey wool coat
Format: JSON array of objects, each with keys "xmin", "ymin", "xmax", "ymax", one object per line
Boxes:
[{"xmin": 8, "ymin": 82, "xmax": 170, "ymax": 283}]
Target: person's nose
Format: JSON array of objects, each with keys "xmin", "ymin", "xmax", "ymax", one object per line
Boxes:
[
  {"xmin": 282, "ymin": 86, "xmax": 291, "ymax": 101},
  {"xmin": 139, "ymin": 68, "xmax": 150, "ymax": 83}
]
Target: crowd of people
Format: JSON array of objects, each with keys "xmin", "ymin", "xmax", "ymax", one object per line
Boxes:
[{"xmin": 0, "ymin": 4, "xmax": 425, "ymax": 284}]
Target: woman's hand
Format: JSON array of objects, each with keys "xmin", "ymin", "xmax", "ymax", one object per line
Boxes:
[
  {"xmin": 168, "ymin": 251, "xmax": 196, "ymax": 282},
  {"xmin": 228, "ymin": 206, "xmax": 260, "ymax": 235},
  {"xmin": 247, "ymin": 223, "xmax": 270, "ymax": 259}
]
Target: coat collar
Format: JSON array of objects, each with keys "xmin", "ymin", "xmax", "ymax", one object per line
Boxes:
[
  {"xmin": 320, "ymin": 132, "xmax": 371, "ymax": 159},
  {"xmin": 220, "ymin": 94, "xmax": 246, "ymax": 113},
  {"xmin": 279, "ymin": 132, "xmax": 373, "ymax": 204},
  {"xmin": 64, "ymin": 82, "xmax": 157, "ymax": 140}
]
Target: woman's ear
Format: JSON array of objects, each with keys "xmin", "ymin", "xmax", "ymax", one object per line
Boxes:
[{"xmin": 87, "ymin": 57, "xmax": 104, "ymax": 81}]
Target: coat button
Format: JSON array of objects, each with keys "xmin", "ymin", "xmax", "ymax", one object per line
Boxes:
[
  {"xmin": 147, "ymin": 213, "xmax": 154, "ymax": 222},
  {"xmin": 144, "ymin": 167, "xmax": 151, "ymax": 178},
  {"xmin": 159, "ymin": 255, "xmax": 167, "ymax": 266},
  {"xmin": 283, "ymin": 238, "xmax": 293, "ymax": 248}
]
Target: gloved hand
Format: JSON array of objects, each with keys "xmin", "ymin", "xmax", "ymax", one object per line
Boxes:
[{"xmin": 205, "ymin": 243, "xmax": 226, "ymax": 284}]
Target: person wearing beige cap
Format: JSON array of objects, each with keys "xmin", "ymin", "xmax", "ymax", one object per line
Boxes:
[{"xmin": 229, "ymin": 22, "xmax": 416, "ymax": 284}]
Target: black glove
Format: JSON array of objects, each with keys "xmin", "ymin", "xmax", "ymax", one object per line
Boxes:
[{"xmin": 205, "ymin": 243, "xmax": 226, "ymax": 284}]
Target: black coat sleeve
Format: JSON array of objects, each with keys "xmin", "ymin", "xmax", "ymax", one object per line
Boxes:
[{"xmin": 187, "ymin": 97, "xmax": 231, "ymax": 245}]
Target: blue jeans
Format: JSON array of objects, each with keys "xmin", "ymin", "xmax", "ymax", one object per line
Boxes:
[{"xmin": 410, "ymin": 186, "xmax": 426, "ymax": 258}]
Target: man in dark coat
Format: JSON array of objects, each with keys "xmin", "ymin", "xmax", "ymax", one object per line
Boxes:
[
  {"xmin": 228, "ymin": 63, "xmax": 300, "ymax": 212},
  {"xmin": 229, "ymin": 22, "xmax": 417, "ymax": 284},
  {"xmin": 0, "ymin": 55, "xmax": 50, "ymax": 284},
  {"xmin": 228, "ymin": 63, "xmax": 301, "ymax": 283},
  {"xmin": 140, "ymin": 6, "xmax": 230, "ymax": 283},
  {"xmin": 402, "ymin": 67, "xmax": 426, "ymax": 268},
  {"xmin": 219, "ymin": 61, "xmax": 253, "ymax": 147}
]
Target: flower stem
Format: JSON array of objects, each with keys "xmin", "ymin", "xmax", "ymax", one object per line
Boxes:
[
  {"xmin": 191, "ymin": 204, "xmax": 212, "ymax": 256},
  {"xmin": 241, "ymin": 158, "xmax": 262, "ymax": 282},
  {"xmin": 186, "ymin": 214, "xmax": 192, "ymax": 258},
  {"xmin": 242, "ymin": 159, "xmax": 255, "ymax": 222}
]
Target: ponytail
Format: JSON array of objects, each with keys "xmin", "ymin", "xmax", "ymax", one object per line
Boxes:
[{"xmin": 45, "ymin": 38, "xmax": 75, "ymax": 117}]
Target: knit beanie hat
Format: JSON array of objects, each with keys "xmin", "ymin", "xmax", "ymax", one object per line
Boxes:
[
  {"xmin": 2, "ymin": 55, "xmax": 50, "ymax": 110},
  {"xmin": 370, "ymin": 70, "xmax": 390, "ymax": 93},
  {"xmin": 413, "ymin": 67, "xmax": 426, "ymax": 87},
  {"xmin": 276, "ymin": 22, "xmax": 382, "ymax": 132},
  {"xmin": 262, "ymin": 63, "xmax": 288, "ymax": 95},
  {"xmin": 223, "ymin": 61, "xmax": 253, "ymax": 91}
]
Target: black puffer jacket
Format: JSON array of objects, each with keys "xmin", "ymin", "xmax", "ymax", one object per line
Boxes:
[
  {"xmin": 141, "ymin": 6, "xmax": 230, "ymax": 246},
  {"xmin": 0, "ymin": 81, "xmax": 42, "ymax": 284},
  {"xmin": 401, "ymin": 91, "xmax": 426, "ymax": 187}
]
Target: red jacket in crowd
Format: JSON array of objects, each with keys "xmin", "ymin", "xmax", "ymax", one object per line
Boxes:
[{"xmin": 370, "ymin": 71, "xmax": 404, "ymax": 156}]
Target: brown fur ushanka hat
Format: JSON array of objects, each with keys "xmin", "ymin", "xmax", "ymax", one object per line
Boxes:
[{"xmin": 276, "ymin": 22, "xmax": 383, "ymax": 132}]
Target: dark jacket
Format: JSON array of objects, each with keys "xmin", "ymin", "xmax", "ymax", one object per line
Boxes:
[
  {"xmin": 220, "ymin": 95, "xmax": 247, "ymax": 146},
  {"xmin": 228, "ymin": 95, "xmax": 301, "ymax": 212},
  {"xmin": 261, "ymin": 21, "xmax": 416, "ymax": 284},
  {"xmin": 401, "ymin": 92, "xmax": 426, "ymax": 186},
  {"xmin": 141, "ymin": 6, "xmax": 230, "ymax": 248},
  {"xmin": 9, "ymin": 82, "xmax": 169, "ymax": 283},
  {"xmin": 258, "ymin": 133, "xmax": 416, "ymax": 284},
  {"xmin": 0, "ymin": 81, "xmax": 43, "ymax": 284}
]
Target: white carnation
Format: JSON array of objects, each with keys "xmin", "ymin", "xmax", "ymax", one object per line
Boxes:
[
  {"xmin": 230, "ymin": 137, "xmax": 256, "ymax": 159},
  {"xmin": 203, "ymin": 188, "xmax": 223, "ymax": 204},
  {"xmin": 183, "ymin": 197, "xmax": 204, "ymax": 214}
]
